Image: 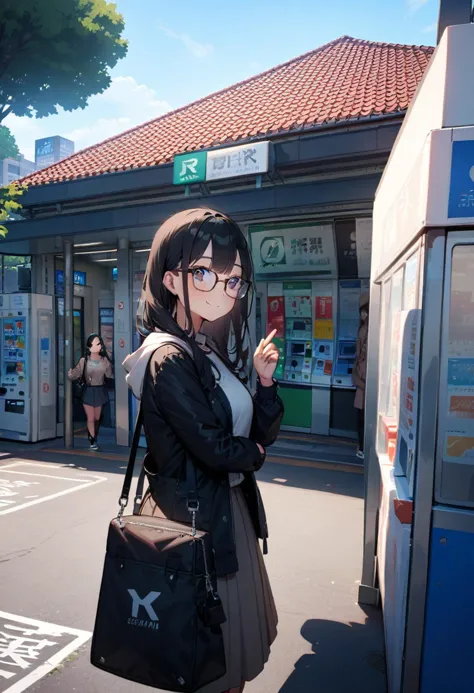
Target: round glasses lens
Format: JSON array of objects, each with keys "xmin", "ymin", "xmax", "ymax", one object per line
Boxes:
[
  {"xmin": 226, "ymin": 276, "xmax": 248, "ymax": 299},
  {"xmin": 192, "ymin": 268, "xmax": 217, "ymax": 292}
]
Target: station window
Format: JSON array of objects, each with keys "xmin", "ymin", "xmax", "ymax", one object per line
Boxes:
[
  {"xmin": 376, "ymin": 251, "xmax": 421, "ymax": 475},
  {"xmin": 0, "ymin": 255, "xmax": 32, "ymax": 292}
]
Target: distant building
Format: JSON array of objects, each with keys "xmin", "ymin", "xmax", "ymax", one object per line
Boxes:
[
  {"xmin": 0, "ymin": 154, "xmax": 36, "ymax": 185},
  {"xmin": 35, "ymin": 136, "xmax": 74, "ymax": 170}
]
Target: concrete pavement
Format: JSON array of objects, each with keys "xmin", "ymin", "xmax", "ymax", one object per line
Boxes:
[{"xmin": 0, "ymin": 445, "xmax": 386, "ymax": 693}]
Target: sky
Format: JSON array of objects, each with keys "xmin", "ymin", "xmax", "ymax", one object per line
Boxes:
[{"xmin": 6, "ymin": 0, "xmax": 440, "ymax": 162}]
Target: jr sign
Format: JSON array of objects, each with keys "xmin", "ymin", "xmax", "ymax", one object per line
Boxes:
[
  {"xmin": 173, "ymin": 141, "xmax": 270, "ymax": 186},
  {"xmin": 173, "ymin": 152, "xmax": 207, "ymax": 185}
]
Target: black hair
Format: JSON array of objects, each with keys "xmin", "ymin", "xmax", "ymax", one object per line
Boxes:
[
  {"xmin": 84, "ymin": 333, "xmax": 111, "ymax": 361},
  {"xmin": 140, "ymin": 208, "xmax": 254, "ymax": 388}
]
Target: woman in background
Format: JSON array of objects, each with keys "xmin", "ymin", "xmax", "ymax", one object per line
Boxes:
[
  {"xmin": 353, "ymin": 293, "xmax": 369, "ymax": 460},
  {"xmin": 68, "ymin": 333, "xmax": 113, "ymax": 450}
]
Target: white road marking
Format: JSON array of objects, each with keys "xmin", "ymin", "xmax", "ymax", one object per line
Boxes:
[
  {"xmin": 0, "ymin": 462, "xmax": 106, "ymax": 516},
  {"xmin": 0, "ymin": 611, "xmax": 91, "ymax": 693}
]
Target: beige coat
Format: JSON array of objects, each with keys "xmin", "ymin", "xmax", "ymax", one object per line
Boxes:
[{"xmin": 353, "ymin": 293, "xmax": 369, "ymax": 410}]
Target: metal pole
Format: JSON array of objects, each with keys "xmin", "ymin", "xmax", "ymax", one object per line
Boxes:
[
  {"xmin": 437, "ymin": 0, "xmax": 472, "ymax": 44},
  {"xmin": 64, "ymin": 239, "xmax": 74, "ymax": 449}
]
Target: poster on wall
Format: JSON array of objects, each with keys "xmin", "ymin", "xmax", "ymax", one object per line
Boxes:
[
  {"xmin": 333, "ymin": 279, "xmax": 361, "ymax": 386},
  {"xmin": 355, "ymin": 218, "xmax": 373, "ymax": 278},
  {"xmin": 395, "ymin": 252, "xmax": 420, "ymax": 483},
  {"xmin": 266, "ymin": 296, "xmax": 284, "ymax": 338},
  {"xmin": 441, "ymin": 246, "xmax": 474, "ymax": 463},
  {"xmin": 249, "ymin": 223, "xmax": 337, "ymax": 277},
  {"xmin": 442, "ymin": 358, "xmax": 474, "ymax": 464},
  {"xmin": 448, "ymin": 289, "xmax": 474, "ymax": 358},
  {"xmin": 335, "ymin": 219, "xmax": 359, "ymax": 278},
  {"xmin": 314, "ymin": 320, "xmax": 334, "ymax": 340},
  {"xmin": 338, "ymin": 280, "xmax": 361, "ymax": 340},
  {"xmin": 396, "ymin": 308, "xmax": 421, "ymax": 483},
  {"xmin": 99, "ymin": 307, "xmax": 114, "ymax": 360},
  {"xmin": 315, "ymin": 295, "xmax": 333, "ymax": 319}
]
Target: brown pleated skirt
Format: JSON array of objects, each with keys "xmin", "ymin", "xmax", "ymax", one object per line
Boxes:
[{"xmin": 139, "ymin": 485, "xmax": 278, "ymax": 692}]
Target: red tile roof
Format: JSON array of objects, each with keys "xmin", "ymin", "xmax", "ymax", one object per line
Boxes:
[{"xmin": 22, "ymin": 35, "xmax": 434, "ymax": 187}]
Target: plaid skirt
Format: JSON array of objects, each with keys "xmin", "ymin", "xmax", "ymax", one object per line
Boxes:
[
  {"xmin": 139, "ymin": 485, "xmax": 278, "ymax": 691},
  {"xmin": 82, "ymin": 385, "xmax": 109, "ymax": 407}
]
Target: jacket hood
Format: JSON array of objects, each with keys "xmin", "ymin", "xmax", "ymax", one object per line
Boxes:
[{"xmin": 122, "ymin": 331, "xmax": 192, "ymax": 400}]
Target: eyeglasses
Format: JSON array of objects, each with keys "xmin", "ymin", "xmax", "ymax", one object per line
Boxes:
[{"xmin": 176, "ymin": 267, "xmax": 251, "ymax": 299}]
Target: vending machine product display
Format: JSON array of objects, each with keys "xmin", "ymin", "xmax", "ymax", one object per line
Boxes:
[
  {"xmin": 266, "ymin": 281, "xmax": 337, "ymax": 387},
  {"xmin": 0, "ymin": 293, "xmax": 55, "ymax": 442}
]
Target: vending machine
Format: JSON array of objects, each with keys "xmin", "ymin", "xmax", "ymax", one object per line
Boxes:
[
  {"xmin": 0, "ymin": 293, "xmax": 56, "ymax": 442},
  {"xmin": 360, "ymin": 24, "xmax": 474, "ymax": 693}
]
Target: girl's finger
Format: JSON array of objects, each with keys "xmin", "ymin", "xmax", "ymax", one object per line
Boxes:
[{"xmin": 263, "ymin": 329, "xmax": 277, "ymax": 347}]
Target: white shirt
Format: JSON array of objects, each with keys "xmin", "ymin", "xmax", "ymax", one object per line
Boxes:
[{"xmin": 205, "ymin": 350, "xmax": 254, "ymax": 487}]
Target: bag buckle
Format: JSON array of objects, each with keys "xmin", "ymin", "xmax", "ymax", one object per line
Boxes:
[
  {"xmin": 187, "ymin": 498, "xmax": 199, "ymax": 513},
  {"xmin": 117, "ymin": 497, "xmax": 127, "ymax": 526},
  {"xmin": 187, "ymin": 496, "xmax": 199, "ymax": 537}
]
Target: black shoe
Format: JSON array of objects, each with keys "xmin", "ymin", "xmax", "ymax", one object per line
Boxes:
[{"xmin": 88, "ymin": 433, "xmax": 99, "ymax": 451}]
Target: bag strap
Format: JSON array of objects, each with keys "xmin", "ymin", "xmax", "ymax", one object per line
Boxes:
[{"xmin": 117, "ymin": 405, "xmax": 143, "ymax": 522}]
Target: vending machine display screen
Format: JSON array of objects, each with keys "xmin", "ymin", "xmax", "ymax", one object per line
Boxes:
[{"xmin": 2, "ymin": 317, "xmax": 27, "ymax": 385}]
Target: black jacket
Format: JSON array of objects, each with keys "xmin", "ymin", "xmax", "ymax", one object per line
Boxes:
[{"xmin": 140, "ymin": 343, "xmax": 284, "ymax": 577}]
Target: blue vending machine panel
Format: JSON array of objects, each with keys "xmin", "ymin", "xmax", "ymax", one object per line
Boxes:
[{"xmin": 421, "ymin": 524, "xmax": 474, "ymax": 693}]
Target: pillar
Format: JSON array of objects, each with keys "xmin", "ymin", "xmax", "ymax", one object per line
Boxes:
[
  {"xmin": 114, "ymin": 237, "xmax": 132, "ymax": 446},
  {"xmin": 64, "ymin": 239, "xmax": 74, "ymax": 449}
]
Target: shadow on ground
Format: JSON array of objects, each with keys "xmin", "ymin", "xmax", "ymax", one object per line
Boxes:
[
  {"xmin": 1, "ymin": 446, "xmax": 365, "ymax": 499},
  {"xmin": 258, "ymin": 461, "xmax": 364, "ymax": 499},
  {"xmin": 279, "ymin": 609, "xmax": 387, "ymax": 693}
]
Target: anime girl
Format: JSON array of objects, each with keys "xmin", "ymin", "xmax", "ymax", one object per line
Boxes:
[
  {"xmin": 123, "ymin": 208, "xmax": 284, "ymax": 693},
  {"xmin": 68, "ymin": 333, "xmax": 113, "ymax": 450}
]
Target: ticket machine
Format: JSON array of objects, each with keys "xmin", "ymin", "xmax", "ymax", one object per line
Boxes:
[
  {"xmin": 0, "ymin": 293, "xmax": 56, "ymax": 442},
  {"xmin": 360, "ymin": 23, "xmax": 474, "ymax": 693}
]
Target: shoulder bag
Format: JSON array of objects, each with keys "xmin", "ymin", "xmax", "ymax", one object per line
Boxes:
[
  {"xmin": 73, "ymin": 359, "xmax": 86, "ymax": 400},
  {"xmin": 90, "ymin": 407, "xmax": 226, "ymax": 692}
]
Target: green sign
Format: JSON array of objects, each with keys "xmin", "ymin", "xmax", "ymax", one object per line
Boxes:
[{"xmin": 173, "ymin": 151, "xmax": 207, "ymax": 185}]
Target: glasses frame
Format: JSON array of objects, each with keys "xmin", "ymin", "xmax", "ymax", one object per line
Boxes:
[{"xmin": 174, "ymin": 267, "xmax": 251, "ymax": 299}]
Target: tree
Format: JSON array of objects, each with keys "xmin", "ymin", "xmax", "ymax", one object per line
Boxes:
[
  {"xmin": 0, "ymin": 0, "xmax": 128, "ymax": 124},
  {"xmin": 0, "ymin": 124, "xmax": 20, "ymax": 159},
  {"xmin": 0, "ymin": 182, "xmax": 27, "ymax": 238}
]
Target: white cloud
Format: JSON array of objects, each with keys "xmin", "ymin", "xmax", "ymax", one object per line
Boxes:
[
  {"xmin": 407, "ymin": 0, "xmax": 430, "ymax": 14},
  {"xmin": 93, "ymin": 76, "xmax": 170, "ymax": 116},
  {"xmin": 159, "ymin": 25, "xmax": 213, "ymax": 59},
  {"xmin": 422, "ymin": 22, "xmax": 437, "ymax": 33},
  {"xmin": 64, "ymin": 117, "xmax": 132, "ymax": 147},
  {"xmin": 4, "ymin": 76, "xmax": 171, "ymax": 161}
]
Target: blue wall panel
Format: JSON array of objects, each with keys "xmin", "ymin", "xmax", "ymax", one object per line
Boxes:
[{"xmin": 421, "ymin": 526, "xmax": 474, "ymax": 692}]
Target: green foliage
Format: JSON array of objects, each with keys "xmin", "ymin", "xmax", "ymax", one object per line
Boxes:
[
  {"xmin": 0, "ymin": 124, "xmax": 20, "ymax": 159},
  {"xmin": 0, "ymin": 181, "xmax": 27, "ymax": 237},
  {"xmin": 0, "ymin": 0, "xmax": 128, "ymax": 123}
]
